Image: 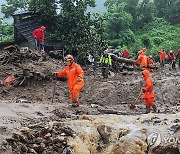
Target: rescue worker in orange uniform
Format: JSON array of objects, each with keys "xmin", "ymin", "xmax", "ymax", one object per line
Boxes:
[
  {"xmin": 167, "ymin": 49, "xmax": 176, "ymax": 70},
  {"xmin": 142, "ymin": 69, "xmax": 157, "ymax": 113},
  {"xmin": 147, "ymin": 55, "xmax": 155, "ymax": 72},
  {"xmin": 135, "ymin": 48, "xmax": 148, "ymax": 68},
  {"xmin": 159, "ymin": 49, "xmax": 166, "ymax": 67},
  {"xmin": 32, "ymin": 26, "xmax": 46, "ymax": 52},
  {"xmin": 54, "ymin": 55, "xmax": 84, "ymax": 107}
]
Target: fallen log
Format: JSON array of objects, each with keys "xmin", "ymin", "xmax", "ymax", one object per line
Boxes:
[{"xmin": 111, "ymin": 55, "xmax": 135, "ymax": 65}]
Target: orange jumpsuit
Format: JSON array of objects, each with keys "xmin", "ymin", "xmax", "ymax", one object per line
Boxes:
[
  {"xmin": 57, "ymin": 62, "xmax": 84, "ymax": 103},
  {"xmin": 159, "ymin": 50, "xmax": 166, "ymax": 61},
  {"xmin": 142, "ymin": 69, "xmax": 155, "ymax": 106},
  {"xmin": 147, "ymin": 56, "xmax": 155, "ymax": 72},
  {"xmin": 135, "ymin": 52, "xmax": 148, "ymax": 67}
]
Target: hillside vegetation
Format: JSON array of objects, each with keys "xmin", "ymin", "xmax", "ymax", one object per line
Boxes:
[{"xmin": 0, "ymin": 0, "xmax": 180, "ymax": 59}]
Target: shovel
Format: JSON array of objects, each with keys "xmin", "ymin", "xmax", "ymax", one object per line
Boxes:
[
  {"xmin": 130, "ymin": 89, "xmax": 143, "ymax": 110},
  {"xmin": 52, "ymin": 76, "xmax": 57, "ymax": 104}
]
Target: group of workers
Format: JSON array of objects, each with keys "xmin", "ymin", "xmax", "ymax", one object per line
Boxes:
[
  {"xmin": 32, "ymin": 26, "xmax": 179, "ymax": 113},
  {"xmin": 159, "ymin": 48, "xmax": 180, "ymax": 69},
  {"xmin": 99, "ymin": 46, "xmax": 179, "ymax": 113},
  {"xmin": 99, "ymin": 48, "xmax": 156, "ymax": 113}
]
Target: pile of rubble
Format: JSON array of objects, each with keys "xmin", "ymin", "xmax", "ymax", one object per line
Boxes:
[
  {"xmin": 0, "ymin": 45, "xmax": 63, "ymax": 87},
  {"xmin": 5, "ymin": 122, "xmax": 75, "ymax": 154}
]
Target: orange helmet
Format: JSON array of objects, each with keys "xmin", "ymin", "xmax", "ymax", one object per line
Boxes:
[
  {"xmin": 41, "ymin": 26, "xmax": 46, "ymax": 31},
  {"xmin": 65, "ymin": 54, "xmax": 74, "ymax": 61}
]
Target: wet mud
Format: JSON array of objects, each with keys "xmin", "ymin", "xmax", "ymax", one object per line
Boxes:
[{"xmin": 0, "ymin": 55, "xmax": 179, "ymax": 154}]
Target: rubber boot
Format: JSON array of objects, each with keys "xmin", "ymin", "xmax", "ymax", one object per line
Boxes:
[
  {"xmin": 72, "ymin": 98, "xmax": 80, "ymax": 107},
  {"xmin": 145, "ymin": 106, "xmax": 150, "ymax": 114},
  {"xmin": 152, "ymin": 105, "xmax": 157, "ymax": 113}
]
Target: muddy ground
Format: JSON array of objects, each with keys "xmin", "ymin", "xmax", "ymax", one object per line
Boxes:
[{"xmin": 0, "ymin": 54, "xmax": 179, "ymax": 154}]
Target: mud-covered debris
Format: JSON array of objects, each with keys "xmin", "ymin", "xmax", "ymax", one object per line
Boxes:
[
  {"xmin": 118, "ymin": 129, "xmax": 129, "ymax": 139},
  {"xmin": 44, "ymin": 132, "xmax": 52, "ymax": 139},
  {"xmin": 111, "ymin": 136, "xmax": 147, "ymax": 154},
  {"xmin": 151, "ymin": 146, "xmax": 180, "ymax": 154},
  {"xmin": 91, "ymin": 104, "xmax": 99, "ymax": 108},
  {"xmin": 6, "ymin": 123, "xmax": 74, "ymax": 153},
  {"xmin": 141, "ymin": 118, "xmax": 151, "ymax": 124},
  {"xmin": 97, "ymin": 125, "xmax": 112, "ymax": 144},
  {"xmin": 20, "ymin": 127, "xmax": 31, "ymax": 133},
  {"xmin": 16, "ymin": 98, "xmax": 31, "ymax": 103},
  {"xmin": 169, "ymin": 123, "xmax": 180, "ymax": 133},
  {"xmin": 152, "ymin": 117, "xmax": 162, "ymax": 124},
  {"xmin": 60, "ymin": 126, "xmax": 76, "ymax": 137}
]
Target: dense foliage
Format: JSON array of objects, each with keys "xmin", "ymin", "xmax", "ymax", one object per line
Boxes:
[
  {"xmin": 0, "ymin": 0, "xmax": 180, "ymax": 60},
  {"xmin": 0, "ymin": 19, "xmax": 13, "ymax": 42}
]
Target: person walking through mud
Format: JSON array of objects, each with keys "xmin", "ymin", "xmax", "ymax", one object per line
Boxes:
[
  {"xmin": 142, "ymin": 69, "xmax": 157, "ymax": 113},
  {"xmin": 147, "ymin": 55, "xmax": 155, "ymax": 72},
  {"xmin": 167, "ymin": 49, "xmax": 176, "ymax": 70},
  {"xmin": 159, "ymin": 49, "xmax": 166, "ymax": 67},
  {"xmin": 135, "ymin": 48, "xmax": 148, "ymax": 68},
  {"xmin": 53, "ymin": 54, "xmax": 84, "ymax": 107},
  {"xmin": 32, "ymin": 26, "xmax": 46, "ymax": 52},
  {"xmin": 99, "ymin": 49, "xmax": 112, "ymax": 78}
]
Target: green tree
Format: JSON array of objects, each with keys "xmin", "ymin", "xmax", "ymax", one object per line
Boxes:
[
  {"xmin": 105, "ymin": 0, "xmax": 155, "ymax": 30},
  {"xmin": 154, "ymin": 0, "xmax": 180, "ymax": 24},
  {"xmin": 29, "ymin": 0, "xmax": 57, "ymax": 26},
  {"xmin": 1, "ymin": 0, "xmax": 30, "ymax": 18},
  {"xmin": 1, "ymin": 0, "xmax": 106, "ymax": 61},
  {"xmin": 136, "ymin": 0, "xmax": 156, "ymax": 29},
  {"xmin": 1, "ymin": 0, "xmax": 57, "ymax": 27},
  {"xmin": 50, "ymin": 0, "xmax": 106, "ymax": 60},
  {"xmin": 0, "ymin": 18, "xmax": 13, "ymax": 42},
  {"xmin": 104, "ymin": 2, "xmax": 134, "ymax": 48}
]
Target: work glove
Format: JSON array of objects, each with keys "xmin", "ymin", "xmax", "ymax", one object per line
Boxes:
[{"xmin": 77, "ymin": 76, "xmax": 82, "ymax": 82}]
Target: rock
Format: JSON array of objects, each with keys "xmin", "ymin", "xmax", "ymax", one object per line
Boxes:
[
  {"xmin": 20, "ymin": 127, "xmax": 30, "ymax": 133},
  {"xmin": 152, "ymin": 117, "xmax": 161, "ymax": 124},
  {"xmin": 60, "ymin": 127, "xmax": 75, "ymax": 137},
  {"xmin": 97, "ymin": 125, "xmax": 112, "ymax": 144},
  {"xmin": 39, "ymin": 143, "xmax": 46, "ymax": 152},
  {"xmin": 169, "ymin": 123, "xmax": 180, "ymax": 133},
  {"xmin": 35, "ymin": 137, "xmax": 44, "ymax": 144},
  {"xmin": 141, "ymin": 118, "xmax": 151, "ymax": 124},
  {"xmin": 21, "ymin": 144, "xmax": 28, "ymax": 152},
  {"xmin": 44, "ymin": 133, "xmax": 52, "ymax": 139},
  {"xmin": 91, "ymin": 104, "xmax": 98, "ymax": 108},
  {"xmin": 32, "ymin": 144, "xmax": 39, "ymax": 152},
  {"xmin": 53, "ymin": 136, "xmax": 65, "ymax": 144},
  {"xmin": 16, "ymin": 98, "xmax": 31, "ymax": 103},
  {"xmin": 29, "ymin": 148, "xmax": 38, "ymax": 154}
]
